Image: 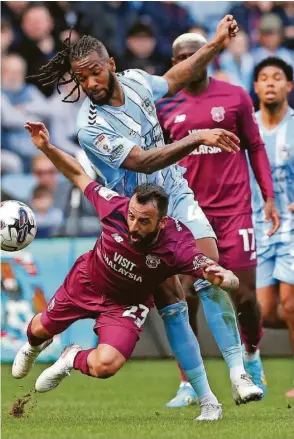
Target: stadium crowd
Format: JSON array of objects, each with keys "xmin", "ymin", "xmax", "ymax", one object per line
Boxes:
[{"xmin": 1, "ymin": 1, "xmax": 294, "ymax": 238}]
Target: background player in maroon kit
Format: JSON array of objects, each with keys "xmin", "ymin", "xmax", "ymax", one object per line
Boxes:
[
  {"xmin": 12, "ymin": 121, "xmax": 262, "ymax": 422},
  {"xmin": 156, "ymin": 33, "xmax": 280, "ymax": 403}
]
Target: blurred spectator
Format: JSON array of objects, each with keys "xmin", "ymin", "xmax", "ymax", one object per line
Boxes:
[
  {"xmin": 1, "ymin": 1, "xmax": 28, "ymax": 46},
  {"xmin": 213, "ymin": 69, "xmax": 231, "ymax": 83},
  {"xmin": 71, "ymin": 1, "xmax": 138, "ymax": 57},
  {"xmin": 228, "ymin": 1, "xmax": 291, "ymax": 48},
  {"xmin": 218, "ymin": 30, "xmax": 254, "ymax": 92},
  {"xmin": 31, "ymin": 155, "xmax": 101, "ymax": 237},
  {"xmin": 48, "ymin": 73, "xmax": 83, "ymax": 156},
  {"xmin": 30, "ymin": 185, "xmax": 63, "ymax": 238},
  {"xmin": 251, "ymin": 13, "xmax": 294, "ymax": 68},
  {"xmin": 1, "ymin": 19, "xmax": 15, "ymax": 55},
  {"xmin": 1, "ymin": 54, "xmax": 50, "ymax": 172},
  {"xmin": 137, "ymin": 1, "xmax": 196, "ymax": 57},
  {"xmin": 117, "ymin": 22, "xmax": 170, "ymax": 75},
  {"xmin": 14, "ymin": 4, "xmax": 62, "ymax": 97},
  {"xmin": 181, "ymin": 0, "xmax": 229, "ymax": 36},
  {"xmin": 45, "ymin": 1, "xmax": 78, "ymax": 36},
  {"xmin": 283, "ymin": 1, "xmax": 294, "ymax": 50},
  {"xmin": 188, "ymin": 24, "xmax": 208, "ymax": 39}
]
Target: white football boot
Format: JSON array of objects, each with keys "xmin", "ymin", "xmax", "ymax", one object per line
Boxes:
[
  {"xmin": 35, "ymin": 344, "xmax": 81, "ymax": 393},
  {"xmin": 12, "ymin": 339, "xmax": 53, "ymax": 379},
  {"xmin": 194, "ymin": 403, "xmax": 222, "ymax": 421},
  {"xmin": 231, "ymin": 373, "xmax": 263, "ymax": 405}
]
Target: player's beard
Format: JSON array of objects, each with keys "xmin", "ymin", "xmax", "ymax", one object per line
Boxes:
[
  {"xmin": 128, "ymin": 228, "xmax": 159, "ymax": 251},
  {"xmin": 89, "ymin": 71, "xmax": 116, "ymax": 106},
  {"xmin": 264, "ymin": 100, "xmax": 282, "ymax": 112}
]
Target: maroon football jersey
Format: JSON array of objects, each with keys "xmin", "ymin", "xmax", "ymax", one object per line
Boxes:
[
  {"xmin": 83, "ymin": 182, "xmax": 208, "ymax": 304},
  {"xmin": 156, "ymin": 78, "xmax": 274, "ymax": 216}
]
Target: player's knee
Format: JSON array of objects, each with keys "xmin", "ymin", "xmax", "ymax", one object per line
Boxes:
[
  {"xmin": 90, "ymin": 358, "xmax": 119, "ymax": 379},
  {"xmin": 281, "ymin": 296, "xmax": 294, "ymax": 317}
]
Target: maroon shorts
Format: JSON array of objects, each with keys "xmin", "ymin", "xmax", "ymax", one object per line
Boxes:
[
  {"xmin": 206, "ymin": 213, "xmax": 257, "ymax": 271},
  {"xmin": 41, "ymin": 255, "xmax": 152, "ymax": 360}
]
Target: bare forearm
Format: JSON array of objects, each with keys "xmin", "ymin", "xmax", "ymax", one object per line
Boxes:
[
  {"xmin": 125, "ymin": 133, "xmax": 201, "ymax": 174},
  {"xmin": 164, "ymin": 39, "xmax": 221, "ymax": 95}
]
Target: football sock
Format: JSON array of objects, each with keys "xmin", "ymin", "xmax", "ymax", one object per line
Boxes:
[
  {"xmin": 198, "ymin": 285, "xmax": 244, "ymax": 374},
  {"xmin": 159, "ymin": 301, "xmax": 218, "ymax": 404},
  {"xmin": 237, "ymin": 300, "xmax": 263, "ymax": 353},
  {"xmin": 73, "ymin": 348, "xmax": 95, "ymax": 376}
]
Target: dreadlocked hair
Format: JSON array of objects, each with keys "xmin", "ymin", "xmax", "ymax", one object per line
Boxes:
[{"xmin": 28, "ymin": 32, "xmax": 108, "ymax": 103}]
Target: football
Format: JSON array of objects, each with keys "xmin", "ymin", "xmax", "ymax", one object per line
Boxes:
[{"xmin": 0, "ymin": 200, "xmax": 37, "ymax": 252}]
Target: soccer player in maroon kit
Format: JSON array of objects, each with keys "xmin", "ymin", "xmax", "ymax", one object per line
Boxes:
[
  {"xmin": 157, "ymin": 33, "xmax": 280, "ymax": 405},
  {"xmin": 12, "ymin": 122, "xmax": 262, "ymax": 421}
]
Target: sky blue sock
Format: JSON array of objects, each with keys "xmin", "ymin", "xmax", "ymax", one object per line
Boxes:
[
  {"xmin": 198, "ymin": 284, "xmax": 243, "ymax": 370},
  {"xmin": 159, "ymin": 302, "xmax": 217, "ymax": 402}
]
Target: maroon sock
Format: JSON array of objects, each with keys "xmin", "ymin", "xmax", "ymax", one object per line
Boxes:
[
  {"xmin": 27, "ymin": 319, "xmax": 49, "ymax": 347},
  {"xmin": 73, "ymin": 349, "xmax": 95, "ymax": 376},
  {"xmin": 238, "ymin": 300, "xmax": 264, "ymax": 353}
]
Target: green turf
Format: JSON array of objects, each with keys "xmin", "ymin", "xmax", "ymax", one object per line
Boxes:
[{"xmin": 2, "ymin": 359, "xmax": 294, "ymax": 439}]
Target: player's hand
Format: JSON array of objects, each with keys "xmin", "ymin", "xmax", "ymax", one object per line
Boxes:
[
  {"xmin": 288, "ymin": 202, "xmax": 294, "ymax": 213},
  {"xmin": 214, "ymin": 15, "xmax": 239, "ymax": 48},
  {"xmin": 24, "ymin": 121, "xmax": 50, "ymax": 150},
  {"xmin": 264, "ymin": 197, "xmax": 280, "ymax": 236},
  {"xmin": 202, "ymin": 263, "xmax": 239, "ymax": 291},
  {"xmin": 196, "ymin": 129, "xmax": 240, "ymax": 153}
]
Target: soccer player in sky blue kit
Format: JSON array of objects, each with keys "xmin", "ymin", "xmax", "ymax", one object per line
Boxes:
[
  {"xmin": 252, "ymin": 57, "xmax": 294, "ymax": 398},
  {"xmin": 156, "ymin": 33, "xmax": 279, "ymax": 406},
  {"xmin": 29, "ymin": 16, "xmax": 263, "ymax": 413}
]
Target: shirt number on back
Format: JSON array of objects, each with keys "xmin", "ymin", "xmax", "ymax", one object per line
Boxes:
[
  {"xmin": 238, "ymin": 228, "xmax": 256, "ymax": 251},
  {"xmin": 122, "ymin": 304, "xmax": 149, "ymax": 328}
]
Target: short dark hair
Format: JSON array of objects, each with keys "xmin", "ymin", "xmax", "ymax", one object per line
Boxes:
[
  {"xmin": 254, "ymin": 57, "xmax": 293, "ymax": 82},
  {"xmin": 32, "ymin": 185, "xmax": 53, "ymax": 199},
  {"xmin": 132, "ymin": 184, "xmax": 169, "ymax": 217}
]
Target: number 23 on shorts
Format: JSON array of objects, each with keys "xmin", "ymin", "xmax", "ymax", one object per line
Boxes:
[{"xmin": 122, "ymin": 304, "xmax": 149, "ymax": 328}]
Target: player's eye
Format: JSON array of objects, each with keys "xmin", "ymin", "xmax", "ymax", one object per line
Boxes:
[
  {"xmin": 140, "ymin": 219, "xmax": 149, "ymax": 225},
  {"xmin": 93, "ymin": 71, "xmax": 101, "ymax": 76}
]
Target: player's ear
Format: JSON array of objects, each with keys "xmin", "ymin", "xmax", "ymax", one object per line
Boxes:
[
  {"xmin": 109, "ymin": 57, "xmax": 116, "ymax": 73},
  {"xmin": 286, "ymin": 80, "xmax": 293, "ymax": 94},
  {"xmin": 159, "ymin": 216, "xmax": 168, "ymax": 230},
  {"xmin": 253, "ymin": 81, "xmax": 259, "ymax": 95}
]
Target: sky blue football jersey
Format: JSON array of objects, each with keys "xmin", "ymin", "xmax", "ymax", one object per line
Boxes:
[
  {"xmin": 76, "ymin": 69, "xmax": 187, "ymax": 198},
  {"xmin": 251, "ymin": 106, "xmax": 294, "ymax": 245}
]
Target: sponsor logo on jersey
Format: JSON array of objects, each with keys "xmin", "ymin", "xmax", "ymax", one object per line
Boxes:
[
  {"xmin": 112, "ymin": 233, "xmax": 123, "ymax": 243},
  {"xmin": 94, "ymin": 134, "xmax": 113, "ymax": 154},
  {"xmin": 174, "ymin": 114, "xmax": 186, "ymax": 123},
  {"xmin": 145, "ymin": 254, "xmax": 161, "ymax": 268},
  {"xmin": 109, "ymin": 144, "xmax": 124, "ymax": 163},
  {"xmin": 211, "ymin": 106, "xmax": 225, "ymax": 122},
  {"xmin": 98, "ymin": 186, "xmax": 118, "ymax": 201},
  {"xmin": 47, "ymin": 298, "xmax": 55, "ymax": 312},
  {"xmin": 103, "ymin": 252, "xmax": 142, "ymax": 282}
]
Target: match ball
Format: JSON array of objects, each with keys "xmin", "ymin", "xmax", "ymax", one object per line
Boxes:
[{"xmin": 0, "ymin": 200, "xmax": 37, "ymax": 252}]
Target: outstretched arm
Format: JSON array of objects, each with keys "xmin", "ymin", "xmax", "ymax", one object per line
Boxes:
[
  {"xmin": 163, "ymin": 15, "xmax": 239, "ymax": 95},
  {"xmin": 25, "ymin": 121, "xmax": 92, "ymax": 192},
  {"xmin": 201, "ymin": 262, "xmax": 239, "ymax": 292}
]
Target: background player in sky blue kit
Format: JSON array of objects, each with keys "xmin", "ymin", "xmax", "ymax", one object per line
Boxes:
[
  {"xmin": 156, "ymin": 33, "xmax": 279, "ymax": 406},
  {"xmin": 252, "ymin": 57, "xmax": 294, "ymax": 398},
  {"xmin": 30, "ymin": 16, "xmax": 255, "ymax": 409},
  {"xmin": 13, "ymin": 121, "xmax": 263, "ymax": 421}
]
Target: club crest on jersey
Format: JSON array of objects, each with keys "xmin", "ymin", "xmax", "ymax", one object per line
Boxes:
[
  {"xmin": 94, "ymin": 134, "xmax": 113, "ymax": 154},
  {"xmin": 142, "ymin": 98, "xmax": 154, "ymax": 115},
  {"xmin": 211, "ymin": 106, "xmax": 225, "ymax": 123},
  {"xmin": 145, "ymin": 254, "xmax": 160, "ymax": 269}
]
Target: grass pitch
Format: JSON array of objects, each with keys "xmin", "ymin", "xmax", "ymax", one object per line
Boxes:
[{"xmin": 2, "ymin": 359, "xmax": 294, "ymax": 439}]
